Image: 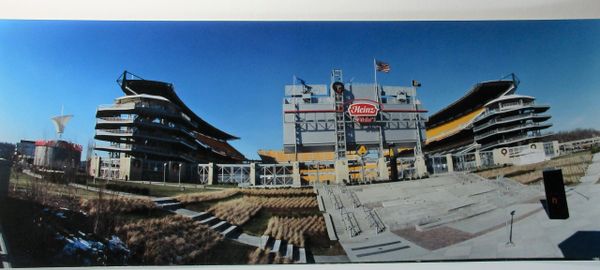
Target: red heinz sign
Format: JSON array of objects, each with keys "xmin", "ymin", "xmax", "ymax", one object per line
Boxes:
[{"xmin": 348, "ymin": 102, "xmax": 379, "ymax": 123}]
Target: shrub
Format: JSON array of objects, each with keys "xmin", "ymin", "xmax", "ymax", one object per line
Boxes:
[
  {"xmin": 105, "ymin": 183, "xmax": 150, "ymax": 196},
  {"xmin": 247, "ymin": 248, "xmax": 292, "ymax": 264},
  {"xmin": 208, "ymin": 198, "xmax": 262, "ymax": 225},
  {"xmin": 246, "ymin": 196, "xmax": 318, "ymax": 209},
  {"xmin": 263, "ymin": 215, "xmax": 326, "ymax": 247},
  {"xmin": 177, "ymin": 189, "xmax": 240, "ymax": 203},
  {"xmin": 79, "ymin": 197, "xmax": 156, "ymax": 215},
  {"xmin": 116, "ymin": 216, "xmax": 222, "ymax": 265},
  {"xmin": 240, "ymin": 188, "xmax": 315, "ymax": 197}
]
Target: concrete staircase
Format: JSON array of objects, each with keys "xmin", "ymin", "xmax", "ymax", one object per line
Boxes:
[
  {"xmin": 153, "ymin": 197, "xmax": 240, "ymax": 238},
  {"xmin": 259, "ymin": 235, "xmax": 307, "ymax": 263},
  {"xmin": 152, "ymin": 197, "xmax": 307, "ymax": 263}
]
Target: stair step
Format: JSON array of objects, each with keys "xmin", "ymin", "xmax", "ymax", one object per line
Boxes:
[
  {"xmin": 297, "ymin": 248, "xmax": 307, "ymax": 263},
  {"xmin": 157, "ymin": 202, "xmax": 182, "ymax": 210},
  {"xmin": 153, "ymin": 197, "xmax": 179, "ymax": 204},
  {"xmin": 199, "ymin": 216, "xmax": 217, "ymax": 225},
  {"xmin": 271, "ymin": 240, "xmax": 282, "ymax": 254},
  {"xmin": 191, "ymin": 211, "xmax": 210, "ymax": 220},
  {"xmin": 221, "ymin": 225, "xmax": 238, "ymax": 237},
  {"xmin": 285, "ymin": 244, "xmax": 294, "ymax": 259},
  {"xmin": 210, "ymin": 221, "xmax": 228, "ymax": 230},
  {"xmin": 172, "ymin": 209, "xmax": 208, "ymax": 220},
  {"xmin": 259, "ymin": 235, "xmax": 270, "ymax": 250}
]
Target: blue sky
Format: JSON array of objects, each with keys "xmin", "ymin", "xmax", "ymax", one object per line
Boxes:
[{"xmin": 0, "ymin": 20, "xmax": 599, "ymax": 159}]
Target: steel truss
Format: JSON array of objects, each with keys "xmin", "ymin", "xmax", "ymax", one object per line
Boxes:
[
  {"xmin": 196, "ymin": 164, "xmax": 210, "ymax": 184},
  {"xmin": 257, "ymin": 164, "xmax": 294, "ymax": 186},
  {"xmin": 217, "ymin": 164, "xmax": 251, "ymax": 184}
]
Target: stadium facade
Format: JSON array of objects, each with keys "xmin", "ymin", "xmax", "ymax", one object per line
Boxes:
[
  {"xmin": 473, "ymin": 94, "xmax": 552, "ymax": 151},
  {"xmin": 259, "ymin": 69, "xmax": 428, "ymax": 182},
  {"xmin": 424, "ymin": 74, "xmax": 557, "ymax": 173},
  {"xmin": 33, "ymin": 140, "xmax": 82, "ymax": 170},
  {"xmin": 90, "ymin": 71, "xmax": 244, "ymax": 181}
]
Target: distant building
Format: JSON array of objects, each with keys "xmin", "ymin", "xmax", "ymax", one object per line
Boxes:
[
  {"xmin": 91, "ymin": 71, "xmax": 245, "ymax": 181},
  {"xmin": 15, "ymin": 140, "xmax": 36, "ymax": 164},
  {"xmin": 0, "ymin": 142, "xmax": 15, "ymax": 161},
  {"xmin": 33, "ymin": 140, "xmax": 82, "ymax": 170}
]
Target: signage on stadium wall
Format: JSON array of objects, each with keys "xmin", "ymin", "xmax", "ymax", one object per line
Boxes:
[{"xmin": 348, "ymin": 101, "xmax": 379, "ymax": 124}]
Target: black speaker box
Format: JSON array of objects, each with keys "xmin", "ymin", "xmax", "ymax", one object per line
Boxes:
[
  {"xmin": 390, "ymin": 156, "xmax": 398, "ymax": 181},
  {"xmin": 542, "ymin": 168, "xmax": 569, "ymax": 219}
]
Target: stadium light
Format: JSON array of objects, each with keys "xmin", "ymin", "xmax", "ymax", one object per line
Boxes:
[
  {"xmin": 163, "ymin": 162, "xmax": 167, "ymax": 186},
  {"xmin": 178, "ymin": 163, "xmax": 182, "ymax": 187}
]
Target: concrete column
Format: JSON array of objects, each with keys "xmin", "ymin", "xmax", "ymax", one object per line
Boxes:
[
  {"xmin": 334, "ymin": 159, "xmax": 349, "ymax": 183},
  {"xmin": 207, "ymin": 162, "xmax": 216, "ymax": 185},
  {"xmin": 0, "ymin": 159, "xmax": 11, "ymax": 201},
  {"xmin": 445, "ymin": 154, "xmax": 454, "ymax": 173},
  {"xmin": 414, "ymin": 155, "xmax": 427, "ymax": 178},
  {"xmin": 552, "ymin": 141, "xmax": 560, "ymax": 157},
  {"xmin": 249, "ymin": 163, "xmax": 257, "ymax": 186},
  {"xmin": 474, "ymin": 150, "xmax": 482, "ymax": 168},
  {"xmin": 90, "ymin": 156, "xmax": 101, "ymax": 178},
  {"xmin": 292, "ymin": 162, "xmax": 301, "ymax": 187},
  {"xmin": 377, "ymin": 157, "xmax": 389, "ymax": 180},
  {"xmin": 493, "ymin": 148, "xmax": 511, "ymax": 166},
  {"xmin": 120, "ymin": 157, "xmax": 132, "ymax": 181}
]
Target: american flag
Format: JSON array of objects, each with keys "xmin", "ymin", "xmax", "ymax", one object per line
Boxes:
[{"xmin": 376, "ymin": 60, "xmax": 390, "ymax": 73}]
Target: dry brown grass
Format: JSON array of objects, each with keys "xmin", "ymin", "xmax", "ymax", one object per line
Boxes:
[
  {"xmin": 246, "ymin": 196, "xmax": 318, "ymax": 209},
  {"xmin": 477, "ymin": 152, "xmax": 593, "ymax": 185},
  {"xmin": 240, "ymin": 188, "xmax": 315, "ymax": 197},
  {"xmin": 247, "ymin": 248, "xmax": 292, "ymax": 264},
  {"xmin": 176, "ymin": 189, "xmax": 240, "ymax": 203},
  {"xmin": 79, "ymin": 197, "xmax": 156, "ymax": 215},
  {"xmin": 116, "ymin": 215, "xmax": 222, "ymax": 265},
  {"xmin": 207, "ymin": 195, "xmax": 318, "ymax": 225},
  {"xmin": 208, "ymin": 198, "xmax": 263, "ymax": 225},
  {"xmin": 263, "ymin": 215, "xmax": 326, "ymax": 247}
]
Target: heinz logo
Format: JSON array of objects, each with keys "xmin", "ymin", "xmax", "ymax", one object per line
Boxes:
[{"xmin": 348, "ymin": 102, "xmax": 379, "ymax": 116}]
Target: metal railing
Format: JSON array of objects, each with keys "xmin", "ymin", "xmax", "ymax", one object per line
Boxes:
[
  {"xmin": 363, "ymin": 207, "xmax": 385, "ymax": 234},
  {"xmin": 475, "ymin": 122, "xmax": 550, "ymax": 141},
  {"xmin": 480, "ymin": 132, "xmax": 547, "ymax": 150},
  {"xmin": 341, "ymin": 208, "xmax": 361, "ymax": 237},
  {"xmin": 348, "ymin": 190, "xmax": 361, "ymax": 208},
  {"xmin": 474, "ymin": 113, "xmax": 550, "ymax": 132},
  {"xmin": 475, "ymin": 101, "xmax": 539, "ymax": 120}
]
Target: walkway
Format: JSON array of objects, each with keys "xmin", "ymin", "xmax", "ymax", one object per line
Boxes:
[
  {"xmin": 317, "ymin": 157, "xmax": 600, "ymax": 262},
  {"xmin": 418, "ymin": 153, "xmax": 600, "ymax": 260}
]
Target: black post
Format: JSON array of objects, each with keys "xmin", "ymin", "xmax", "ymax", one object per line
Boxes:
[
  {"xmin": 507, "ymin": 210, "xmax": 515, "ymax": 246},
  {"xmin": 389, "ymin": 145, "xmax": 398, "ymax": 181}
]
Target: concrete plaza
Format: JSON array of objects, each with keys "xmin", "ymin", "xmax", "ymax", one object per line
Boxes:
[{"xmin": 316, "ymin": 153, "xmax": 600, "ymax": 262}]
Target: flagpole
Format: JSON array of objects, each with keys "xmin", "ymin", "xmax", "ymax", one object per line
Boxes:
[
  {"xmin": 292, "ymin": 74, "xmax": 298, "ymax": 161},
  {"xmin": 373, "ymin": 58, "xmax": 384, "ymax": 158},
  {"xmin": 373, "ymin": 58, "xmax": 378, "ymax": 92}
]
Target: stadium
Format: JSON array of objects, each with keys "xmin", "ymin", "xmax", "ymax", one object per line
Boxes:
[
  {"xmin": 259, "ymin": 69, "xmax": 429, "ymax": 182},
  {"xmin": 424, "ymin": 74, "xmax": 556, "ymax": 173},
  {"xmin": 90, "ymin": 71, "xmax": 245, "ymax": 182}
]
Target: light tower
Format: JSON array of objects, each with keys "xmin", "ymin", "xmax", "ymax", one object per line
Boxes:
[{"xmin": 51, "ymin": 106, "xmax": 73, "ymax": 139}]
